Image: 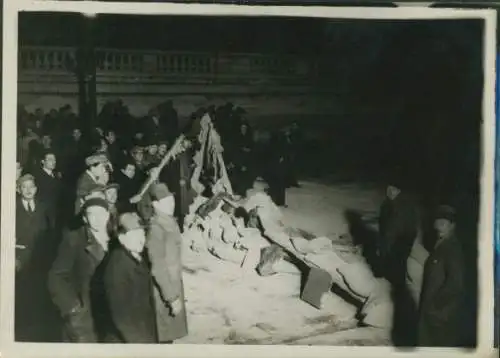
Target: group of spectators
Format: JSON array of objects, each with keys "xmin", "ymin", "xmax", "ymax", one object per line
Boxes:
[{"xmin": 15, "ymin": 99, "xmax": 302, "ymax": 343}]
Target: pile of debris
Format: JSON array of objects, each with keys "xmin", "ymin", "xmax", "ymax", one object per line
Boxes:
[
  {"xmin": 180, "ymin": 189, "xmax": 393, "ymax": 344},
  {"xmin": 176, "ymin": 113, "xmax": 393, "ymax": 344}
]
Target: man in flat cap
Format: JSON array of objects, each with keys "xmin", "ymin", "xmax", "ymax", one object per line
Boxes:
[
  {"xmin": 146, "ymin": 183, "xmax": 188, "ymax": 343},
  {"xmin": 48, "ymin": 197, "xmax": 112, "ymax": 343},
  {"xmin": 143, "ymin": 136, "xmax": 160, "ymax": 168},
  {"xmin": 417, "ymin": 205, "xmax": 465, "ymax": 347},
  {"xmin": 15, "ymin": 174, "xmax": 58, "ymax": 342},
  {"xmin": 103, "ymin": 213, "xmax": 158, "ymax": 343},
  {"xmin": 74, "ymin": 152, "xmax": 110, "ymax": 215}
]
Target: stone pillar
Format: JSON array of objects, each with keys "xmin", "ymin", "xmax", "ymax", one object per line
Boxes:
[{"xmin": 77, "ymin": 14, "xmax": 97, "ymax": 133}]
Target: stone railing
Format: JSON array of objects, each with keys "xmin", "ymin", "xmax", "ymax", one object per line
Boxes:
[{"xmin": 19, "ymin": 46, "xmax": 316, "ymax": 84}]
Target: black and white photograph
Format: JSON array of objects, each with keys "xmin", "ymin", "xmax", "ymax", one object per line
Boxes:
[{"xmin": 1, "ymin": 2, "xmax": 497, "ymax": 357}]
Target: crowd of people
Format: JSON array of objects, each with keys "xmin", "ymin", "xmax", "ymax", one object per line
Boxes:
[
  {"xmin": 14, "ymin": 99, "xmax": 469, "ymax": 347},
  {"xmin": 14, "ymin": 100, "xmax": 302, "ymax": 343}
]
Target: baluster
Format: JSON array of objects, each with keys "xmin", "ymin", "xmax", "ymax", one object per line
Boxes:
[
  {"xmin": 36, "ymin": 52, "xmax": 43, "ymax": 70},
  {"xmin": 30, "ymin": 51, "xmax": 36, "ymax": 69},
  {"xmin": 161, "ymin": 55, "xmax": 166, "ymax": 73},
  {"xmin": 45, "ymin": 51, "xmax": 51, "ymax": 70},
  {"xmin": 111, "ymin": 53, "xmax": 117, "ymax": 71},
  {"xmin": 106, "ymin": 53, "xmax": 112, "ymax": 71}
]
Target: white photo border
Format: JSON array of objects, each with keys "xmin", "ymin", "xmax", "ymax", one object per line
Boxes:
[{"xmin": 2, "ymin": 1, "xmax": 497, "ymax": 357}]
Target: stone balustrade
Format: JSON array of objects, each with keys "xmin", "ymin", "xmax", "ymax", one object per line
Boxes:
[{"xmin": 19, "ymin": 46, "xmax": 315, "ymax": 84}]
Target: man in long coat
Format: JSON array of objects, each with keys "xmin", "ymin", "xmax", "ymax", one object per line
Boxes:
[
  {"xmin": 48, "ymin": 197, "xmax": 112, "ymax": 342},
  {"xmin": 417, "ymin": 205, "xmax": 465, "ymax": 347},
  {"xmin": 146, "ymin": 183, "xmax": 188, "ymax": 343},
  {"xmin": 15, "ymin": 174, "xmax": 58, "ymax": 342},
  {"xmin": 103, "ymin": 213, "xmax": 158, "ymax": 343},
  {"xmin": 378, "ymin": 178, "xmax": 419, "ymax": 286},
  {"xmin": 32, "ymin": 149, "xmax": 63, "ymax": 228}
]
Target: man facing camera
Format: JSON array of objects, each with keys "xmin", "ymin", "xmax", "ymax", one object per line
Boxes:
[
  {"xmin": 104, "ymin": 213, "xmax": 158, "ymax": 343},
  {"xmin": 417, "ymin": 205, "xmax": 465, "ymax": 347},
  {"xmin": 48, "ymin": 197, "xmax": 112, "ymax": 343},
  {"xmin": 15, "ymin": 174, "xmax": 58, "ymax": 342}
]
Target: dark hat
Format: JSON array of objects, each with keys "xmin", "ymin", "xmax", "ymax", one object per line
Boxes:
[
  {"xmin": 144, "ymin": 135, "xmax": 159, "ymax": 146},
  {"xmin": 85, "ymin": 153, "xmax": 108, "ymax": 167},
  {"xmin": 82, "ymin": 182, "xmax": 106, "ymax": 198},
  {"xmin": 131, "ymin": 144, "xmax": 144, "ymax": 154},
  {"xmin": 435, "ymin": 205, "xmax": 456, "ymax": 223},
  {"xmin": 150, "ymin": 182, "xmax": 173, "ymax": 201},
  {"xmin": 82, "ymin": 197, "xmax": 109, "ymax": 212},
  {"xmin": 119, "ymin": 212, "xmax": 144, "ymax": 232},
  {"xmin": 103, "ymin": 182, "xmax": 120, "ymax": 191},
  {"xmin": 387, "ymin": 172, "xmax": 407, "ymax": 190}
]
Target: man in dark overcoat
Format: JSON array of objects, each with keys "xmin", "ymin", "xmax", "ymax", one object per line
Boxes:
[
  {"xmin": 417, "ymin": 205, "xmax": 465, "ymax": 347},
  {"xmin": 48, "ymin": 198, "xmax": 112, "ymax": 342},
  {"xmin": 146, "ymin": 183, "xmax": 188, "ymax": 343},
  {"xmin": 145, "ymin": 107, "xmax": 167, "ymax": 140},
  {"xmin": 103, "ymin": 213, "xmax": 158, "ymax": 343},
  {"xmin": 378, "ymin": 178, "xmax": 419, "ymax": 287},
  {"xmin": 15, "ymin": 174, "xmax": 59, "ymax": 342},
  {"xmin": 265, "ymin": 131, "xmax": 288, "ymax": 207},
  {"xmin": 32, "ymin": 149, "xmax": 63, "ymax": 227}
]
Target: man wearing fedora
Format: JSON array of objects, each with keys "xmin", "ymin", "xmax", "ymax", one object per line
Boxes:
[
  {"xmin": 146, "ymin": 182, "xmax": 188, "ymax": 344},
  {"xmin": 48, "ymin": 197, "xmax": 113, "ymax": 342},
  {"xmin": 417, "ymin": 205, "xmax": 465, "ymax": 347},
  {"xmin": 103, "ymin": 212, "xmax": 158, "ymax": 343}
]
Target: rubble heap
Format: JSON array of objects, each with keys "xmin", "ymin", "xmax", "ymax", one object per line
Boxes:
[
  {"xmin": 177, "ymin": 113, "xmax": 393, "ymax": 345},
  {"xmin": 180, "ymin": 188, "xmax": 393, "ymax": 344}
]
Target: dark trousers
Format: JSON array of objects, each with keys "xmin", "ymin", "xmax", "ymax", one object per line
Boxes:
[{"xmin": 381, "ymin": 234, "xmax": 416, "ymax": 287}]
